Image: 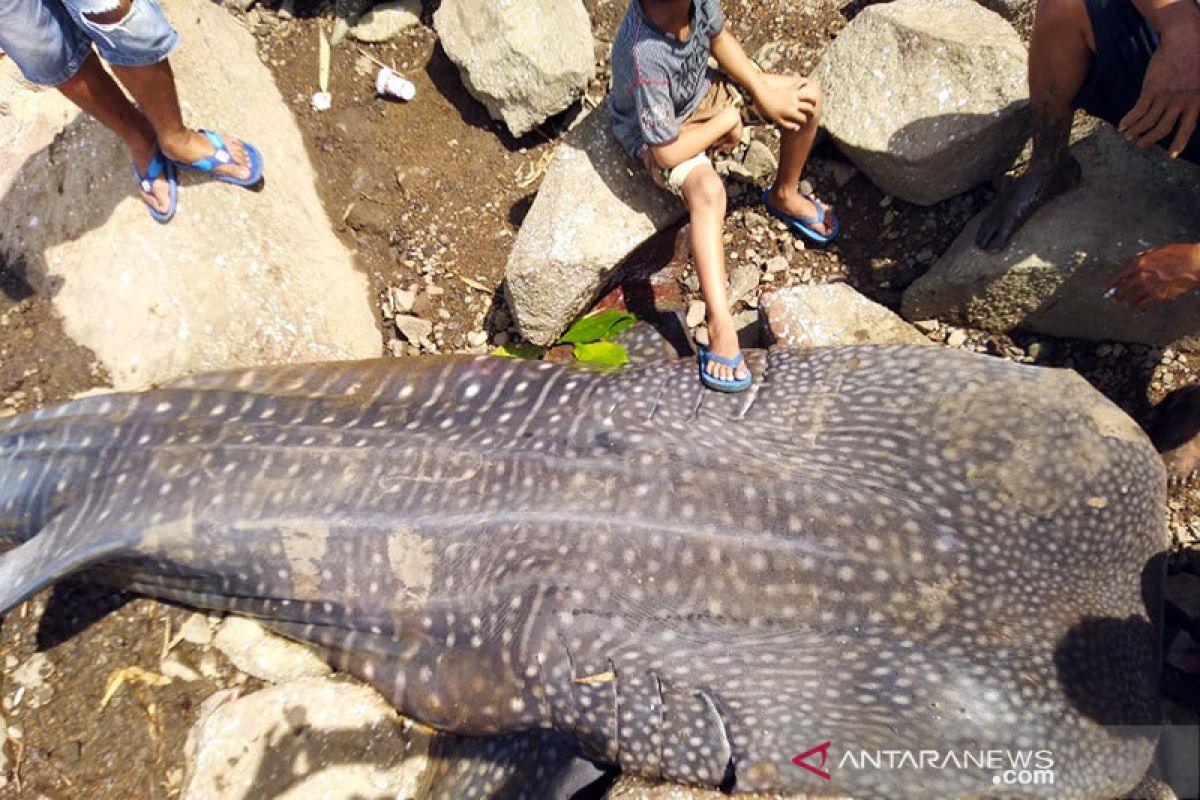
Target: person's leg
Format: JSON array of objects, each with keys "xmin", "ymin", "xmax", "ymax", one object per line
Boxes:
[
  {"xmin": 55, "ymin": 52, "xmax": 172, "ymax": 213},
  {"xmin": 1151, "ymin": 385, "xmax": 1200, "ymax": 485},
  {"xmin": 679, "ymin": 164, "xmax": 747, "ymax": 384},
  {"xmin": 73, "ymin": 0, "xmax": 253, "ymax": 180},
  {"xmin": 976, "ymin": 0, "xmax": 1096, "ymax": 251},
  {"xmin": 764, "ymin": 77, "xmax": 832, "ymax": 236}
]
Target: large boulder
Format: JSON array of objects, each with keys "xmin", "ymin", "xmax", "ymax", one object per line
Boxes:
[
  {"xmin": 505, "ymin": 104, "xmax": 684, "ymax": 346},
  {"xmin": 433, "ymin": 0, "xmax": 595, "ymax": 137},
  {"xmin": 0, "ymin": 0, "xmax": 381, "ymax": 391},
  {"xmin": 761, "ymin": 284, "xmax": 930, "ymax": 347},
  {"xmin": 814, "ymin": 0, "xmax": 1029, "ymax": 205},
  {"xmin": 182, "ymin": 680, "xmax": 426, "ymax": 800},
  {"xmin": 902, "ymin": 127, "xmax": 1200, "ymax": 349}
]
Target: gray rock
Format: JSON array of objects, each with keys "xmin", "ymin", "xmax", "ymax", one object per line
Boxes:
[
  {"xmin": 394, "ymin": 314, "xmax": 434, "ymax": 345},
  {"xmin": 751, "ymin": 40, "xmax": 804, "ymax": 73},
  {"xmin": 433, "ymin": 0, "xmax": 595, "ymax": 137},
  {"xmin": 389, "ymin": 286, "xmax": 416, "ymax": 315},
  {"xmin": 727, "ymin": 262, "xmax": 761, "ymax": 306},
  {"xmin": 183, "ymin": 680, "xmax": 426, "ymax": 800},
  {"xmin": 765, "ymin": 255, "xmax": 789, "ymax": 273},
  {"xmin": 505, "ymin": 105, "xmax": 684, "ymax": 345},
  {"xmin": 349, "ymin": 0, "xmax": 420, "ymax": 42},
  {"xmin": 761, "ymin": 284, "xmax": 930, "ymax": 347},
  {"xmin": 946, "ymin": 328, "xmax": 968, "ymax": 347},
  {"xmin": 741, "ymin": 140, "xmax": 778, "ymax": 182},
  {"xmin": 814, "ymin": 0, "xmax": 1029, "ymax": 205},
  {"xmin": 902, "ymin": 127, "xmax": 1200, "ymax": 349},
  {"xmin": 0, "ymin": 0, "xmax": 381, "ymax": 391},
  {"xmin": 212, "ymin": 617, "xmax": 331, "ymax": 684},
  {"xmin": 686, "ymin": 300, "xmax": 707, "ymax": 328},
  {"xmin": 178, "ymin": 613, "xmax": 217, "ymax": 647}
]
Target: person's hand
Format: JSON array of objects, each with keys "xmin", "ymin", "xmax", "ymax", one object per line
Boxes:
[
  {"xmin": 1104, "ymin": 243, "xmax": 1200, "ymax": 310},
  {"xmin": 1119, "ymin": 20, "xmax": 1200, "ymax": 157},
  {"xmin": 752, "ymin": 74, "xmax": 816, "ymax": 132},
  {"xmin": 714, "ymin": 107, "xmax": 743, "ymax": 152}
]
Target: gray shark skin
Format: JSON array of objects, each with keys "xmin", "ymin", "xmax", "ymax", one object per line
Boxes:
[{"xmin": 0, "ymin": 345, "xmax": 1168, "ymax": 798}]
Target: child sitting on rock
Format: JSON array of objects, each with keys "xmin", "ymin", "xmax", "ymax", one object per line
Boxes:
[{"xmin": 610, "ymin": 0, "xmax": 836, "ymax": 392}]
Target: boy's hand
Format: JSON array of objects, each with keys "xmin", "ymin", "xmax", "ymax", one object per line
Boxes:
[
  {"xmin": 714, "ymin": 106, "xmax": 744, "ymax": 152},
  {"xmin": 752, "ymin": 74, "xmax": 817, "ymax": 131}
]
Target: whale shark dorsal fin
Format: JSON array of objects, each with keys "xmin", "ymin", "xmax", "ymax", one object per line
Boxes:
[
  {"xmin": 0, "ymin": 512, "xmax": 126, "ymax": 614},
  {"xmin": 611, "ymin": 314, "xmax": 694, "ymax": 367}
]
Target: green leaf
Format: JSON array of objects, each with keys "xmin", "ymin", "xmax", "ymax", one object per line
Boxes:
[
  {"xmin": 573, "ymin": 341, "xmax": 629, "ymax": 367},
  {"xmin": 490, "ymin": 342, "xmax": 545, "ymax": 360},
  {"xmin": 559, "ymin": 310, "xmax": 638, "ymax": 344}
]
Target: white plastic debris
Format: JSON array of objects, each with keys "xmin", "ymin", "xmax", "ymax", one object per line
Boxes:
[
  {"xmin": 311, "ymin": 91, "xmax": 332, "ymax": 111},
  {"xmin": 375, "ymin": 67, "xmax": 415, "ymax": 102}
]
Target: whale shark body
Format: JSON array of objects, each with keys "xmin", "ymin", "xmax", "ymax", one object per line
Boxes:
[{"xmin": 0, "ymin": 345, "xmax": 1168, "ymax": 797}]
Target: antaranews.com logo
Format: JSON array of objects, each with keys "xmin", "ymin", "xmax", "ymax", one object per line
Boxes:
[{"xmin": 793, "ymin": 742, "xmax": 1056, "ymax": 787}]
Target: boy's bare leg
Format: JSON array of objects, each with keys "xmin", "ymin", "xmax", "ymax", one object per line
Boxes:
[
  {"xmin": 975, "ymin": 0, "xmax": 1092, "ymax": 251},
  {"xmin": 83, "ymin": 0, "xmax": 253, "ymax": 181},
  {"xmin": 763, "ymin": 78, "xmax": 832, "ymax": 234},
  {"xmin": 55, "ymin": 53, "xmax": 171, "ymax": 213},
  {"xmin": 681, "ymin": 164, "xmax": 747, "ymax": 383}
]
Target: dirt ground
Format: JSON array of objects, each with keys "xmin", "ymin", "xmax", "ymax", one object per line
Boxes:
[{"xmin": 2, "ymin": 0, "xmax": 1199, "ymax": 797}]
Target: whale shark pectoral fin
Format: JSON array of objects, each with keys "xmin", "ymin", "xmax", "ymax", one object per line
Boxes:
[
  {"xmin": 419, "ymin": 730, "xmax": 614, "ymax": 800},
  {"xmin": 0, "ymin": 514, "xmax": 126, "ymax": 614}
]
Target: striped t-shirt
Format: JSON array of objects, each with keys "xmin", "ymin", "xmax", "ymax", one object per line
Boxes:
[{"xmin": 609, "ymin": 0, "xmax": 727, "ymax": 159}]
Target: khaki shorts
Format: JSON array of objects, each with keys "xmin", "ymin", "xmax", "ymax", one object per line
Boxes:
[{"xmin": 643, "ymin": 77, "xmax": 745, "ymax": 196}]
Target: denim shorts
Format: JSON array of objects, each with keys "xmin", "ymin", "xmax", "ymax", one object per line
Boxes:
[
  {"xmin": 0, "ymin": 0, "xmax": 178, "ymax": 86},
  {"xmin": 1076, "ymin": 0, "xmax": 1200, "ymax": 162}
]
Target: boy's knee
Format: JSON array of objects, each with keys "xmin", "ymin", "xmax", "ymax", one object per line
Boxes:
[
  {"xmin": 684, "ymin": 167, "xmax": 725, "ymax": 209},
  {"xmin": 83, "ymin": 0, "xmax": 133, "ymax": 26}
]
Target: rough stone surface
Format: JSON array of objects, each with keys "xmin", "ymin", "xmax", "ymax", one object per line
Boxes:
[
  {"xmin": 761, "ymin": 284, "xmax": 929, "ymax": 348},
  {"xmin": 349, "ymin": 0, "xmax": 421, "ymax": 43},
  {"xmin": 212, "ymin": 617, "xmax": 332, "ymax": 684},
  {"xmin": 0, "ymin": 0, "xmax": 381, "ymax": 391},
  {"xmin": 433, "ymin": 0, "xmax": 595, "ymax": 137},
  {"xmin": 0, "ymin": 713, "xmax": 6, "ymax": 789},
  {"xmin": 902, "ymin": 127, "xmax": 1200, "ymax": 349},
  {"xmin": 505, "ymin": 105, "xmax": 684, "ymax": 345},
  {"xmin": 814, "ymin": 0, "xmax": 1029, "ymax": 205},
  {"xmin": 183, "ymin": 680, "xmax": 427, "ymax": 800}
]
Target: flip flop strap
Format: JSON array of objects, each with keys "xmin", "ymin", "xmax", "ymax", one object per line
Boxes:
[
  {"xmin": 703, "ymin": 350, "xmax": 745, "ymax": 369},
  {"xmin": 134, "ymin": 149, "xmax": 166, "ymax": 194},
  {"xmin": 189, "ymin": 129, "xmax": 234, "ymax": 172},
  {"xmin": 798, "ymin": 193, "xmax": 826, "ymax": 227}
]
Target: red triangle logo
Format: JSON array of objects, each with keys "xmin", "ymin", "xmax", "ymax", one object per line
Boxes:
[{"xmin": 792, "ymin": 741, "xmax": 832, "ymax": 780}]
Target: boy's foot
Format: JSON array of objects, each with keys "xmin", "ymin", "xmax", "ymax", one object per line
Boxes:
[
  {"xmin": 130, "ymin": 142, "xmax": 173, "ymax": 216},
  {"xmin": 161, "ymin": 129, "xmax": 257, "ymax": 183},
  {"xmin": 975, "ymin": 154, "xmax": 1082, "ymax": 252},
  {"xmin": 702, "ymin": 318, "xmax": 750, "ymax": 384},
  {"xmin": 765, "ymin": 185, "xmax": 834, "ymax": 237}
]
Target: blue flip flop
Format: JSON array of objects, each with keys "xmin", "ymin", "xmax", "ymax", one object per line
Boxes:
[
  {"xmin": 762, "ymin": 188, "xmax": 840, "ymax": 245},
  {"xmin": 133, "ymin": 148, "xmax": 177, "ymax": 224},
  {"xmin": 178, "ymin": 129, "xmax": 264, "ymax": 187},
  {"xmin": 698, "ymin": 347, "xmax": 752, "ymax": 393}
]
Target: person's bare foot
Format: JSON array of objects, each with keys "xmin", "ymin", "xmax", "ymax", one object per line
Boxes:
[
  {"xmin": 703, "ymin": 314, "xmax": 749, "ymax": 384},
  {"xmin": 975, "ymin": 154, "xmax": 1082, "ymax": 251},
  {"xmin": 160, "ymin": 129, "xmax": 253, "ymax": 182},
  {"xmin": 129, "ymin": 142, "xmax": 172, "ymax": 216},
  {"xmin": 1151, "ymin": 385, "xmax": 1200, "ymax": 487},
  {"xmin": 766, "ymin": 184, "xmax": 834, "ymax": 236}
]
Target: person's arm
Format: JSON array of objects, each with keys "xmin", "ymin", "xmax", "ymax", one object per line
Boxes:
[
  {"xmin": 1119, "ymin": 0, "xmax": 1200, "ymax": 156},
  {"xmin": 709, "ymin": 26, "xmax": 815, "ymax": 131},
  {"xmin": 647, "ymin": 105, "xmax": 741, "ymax": 168}
]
